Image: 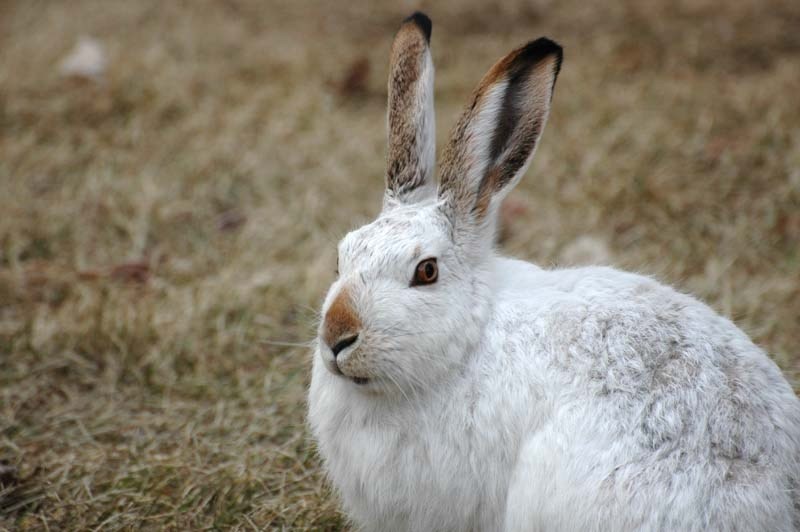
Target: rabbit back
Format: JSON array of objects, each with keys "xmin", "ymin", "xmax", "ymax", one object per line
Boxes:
[{"xmin": 493, "ymin": 262, "xmax": 800, "ymax": 531}]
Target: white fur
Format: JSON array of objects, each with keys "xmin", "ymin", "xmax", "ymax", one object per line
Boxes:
[
  {"xmin": 308, "ymin": 29, "xmax": 800, "ymax": 532},
  {"xmin": 465, "ymin": 80, "xmax": 509, "ymax": 192},
  {"xmin": 310, "ymin": 251, "xmax": 800, "ymax": 531}
]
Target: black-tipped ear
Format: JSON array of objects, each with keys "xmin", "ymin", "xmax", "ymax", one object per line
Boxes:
[
  {"xmin": 384, "ymin": 12, "xmax": 436, "ymax": 206},
  {"xmin": 403, "ymin": 12, "xmax": 432, "ymax": 43},
  {"xmin": 487, "ymin": 38, "xmax": 561, "ymax": 168},
  {"xmin": 438, "ymin": 38, "xmax": 562, "ymax": 224}
]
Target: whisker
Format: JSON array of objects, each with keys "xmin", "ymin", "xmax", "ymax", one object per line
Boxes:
[{"xmin": 261, "ymin": 339, "xmax": 316, "ymax": 348}]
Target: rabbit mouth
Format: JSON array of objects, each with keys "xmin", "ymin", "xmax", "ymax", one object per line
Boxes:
[
  {"xmin": 326, "ymin": 358, "xmax": 370, "ymax": 385},
  {"xmin": 339, "ymin": 369, "xmax": 370, "ymax": 385}
]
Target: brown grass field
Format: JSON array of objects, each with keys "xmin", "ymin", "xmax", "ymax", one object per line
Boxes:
[{"xmin": 1, "ymin": 0, "xmax": 799, "ymax": 529}]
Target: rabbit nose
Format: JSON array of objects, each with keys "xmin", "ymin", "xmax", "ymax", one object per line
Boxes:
[
  {"xmin": 323, "ymin": 286, "xmax": 363, "ymax": 357},
  {"xmin": 329, "ymin": 334, "xmax": 359, "ymax": 358}
]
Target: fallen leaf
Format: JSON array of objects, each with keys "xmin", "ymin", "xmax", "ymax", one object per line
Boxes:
[
  {"xmin": 217, "ymin": 209, "xmax": 247, "ymax": 232},
  {"xmin": 338, "ymin": 56, "xmax": 370, "ymax": 97},
  {"xmin": 110, "ymin": 261, "xmax": 150, "ymax": 284}
]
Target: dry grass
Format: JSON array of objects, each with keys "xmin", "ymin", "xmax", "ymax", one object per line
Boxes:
[{"xmin": 1, "ymin": 0, "xmax": 799, "ymax": 529}]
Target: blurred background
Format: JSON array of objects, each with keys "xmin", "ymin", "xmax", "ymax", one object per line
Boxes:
[{"xmin": 1, "ymin": 0, "xmax": 798, "ymax": 529}]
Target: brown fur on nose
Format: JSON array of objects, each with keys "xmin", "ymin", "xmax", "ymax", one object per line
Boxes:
[{"xmin": 323, "ymin": 287, "xmax": 362, "ymax": 349}]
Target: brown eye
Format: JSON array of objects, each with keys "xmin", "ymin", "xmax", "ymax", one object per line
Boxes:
[{"xmin": 412, "ymin": 258, "xmax": 438, "ymax": 286}]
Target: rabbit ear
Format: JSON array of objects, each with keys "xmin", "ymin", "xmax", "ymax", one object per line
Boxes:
[
  {"xmin": 384, "ymin": 12, "xmax": 436, "ymax": 205},
  {"xmin": 438, "ymin": 38, "xmax": 562, "ymax": 230}
]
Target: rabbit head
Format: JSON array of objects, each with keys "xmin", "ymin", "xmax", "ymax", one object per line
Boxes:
[{"xmin": 316, "ymin": 13, "xmax": 562, "ymax": 395}]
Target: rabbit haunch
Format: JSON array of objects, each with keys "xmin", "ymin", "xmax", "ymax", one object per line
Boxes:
[{"xmin": 308, "ymin": 11, "xmax": 800, "ymax": 532}]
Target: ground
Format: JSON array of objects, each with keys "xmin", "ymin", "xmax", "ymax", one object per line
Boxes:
[{"xmin": 1, "ymin": 0, "xmax": 799, "ymax": 529}]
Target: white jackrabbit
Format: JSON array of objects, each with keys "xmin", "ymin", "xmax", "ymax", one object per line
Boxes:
[{"xmin": 308, "ymin": 12, "xmax": 800, "ymax": 532}]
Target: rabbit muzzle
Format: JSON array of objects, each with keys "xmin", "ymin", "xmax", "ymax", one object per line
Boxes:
[{"xmin": 320, "ymin": 285, "xmax": 370, "ymax": 383}]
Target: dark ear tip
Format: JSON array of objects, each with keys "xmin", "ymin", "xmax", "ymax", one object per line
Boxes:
[
  {"xmin": 403, "ymin": 11, "xmax": 432, "ymax": 43},
  {"xmin": 518, "ymin": 37, "xmax": 563, "ymax": 75}
]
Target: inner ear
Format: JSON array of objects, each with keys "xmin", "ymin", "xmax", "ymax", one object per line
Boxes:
[
  {"xmin": 479, "ymin": 46, "xmax": 560, "ymax": 211},
  {"xmin": 438, "ymin": 37, "xmax": 562, "ymax": 224},
  {"xmin": 489, "ymin": 67, "xmax": 528, "ymax": 163}
]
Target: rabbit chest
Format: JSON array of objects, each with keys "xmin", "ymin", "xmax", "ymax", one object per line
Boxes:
[{"xmin": 308, "ymin": 360, "xmax": 525, "ymax": 531}]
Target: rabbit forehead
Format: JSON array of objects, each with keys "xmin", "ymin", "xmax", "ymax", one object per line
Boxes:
[{"xmin": 339, "ymin": 203, "xmax": 450, "ymax": 266}]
